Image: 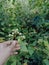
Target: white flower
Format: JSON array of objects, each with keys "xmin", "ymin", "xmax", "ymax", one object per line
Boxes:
[
  {"xmin": 12, "ymin": 32, "xmax": 14, "ymax": 35},
  {"xmin": 8, "ymin": 34, "xmax": 13, "ymax": 37},
  {"xmin": 22, "ymin": 36, "xmax": 26, "ymax": 39},
  {"xmin": 14, "ymin": 29, "xmax": 19, "ymax": 33},
  {"xmin": 8, "ymin": 34, "xmax": 11, "ymax": 37},
  {"xmin": 19, "ymin": 33, "xmax": 22, "ymax": 35},
  {"xmin": 15, "ymin": 29, "xmax": 19, "ymax": 32},
  {"xmin": 12, "ymin": 29, "xmax": 15, "ymax": 32}
]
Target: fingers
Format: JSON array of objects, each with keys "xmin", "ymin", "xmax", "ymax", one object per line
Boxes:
[
  {"xmin": 8, "ymin": 41, "xmax": 20, "ymax": 56},
  {"xmin": 9, "ymin": 41, "xmax": 17, "ymax": 49},
  {"xmin": 3, "ymin": 40, "xmax": 13, "ymax": 45},
  {"xmin": 13, "ymin": 47, "xmax": 20, "ymax": 51},
  {"xmin": 10, "ymin": 52, "xmax": 18, "ymax": 55},
  {"xmin": 15, "ymin": 44, "xmax": 20, "ymax": 48},
  {"xmin": 10, "ymin": 45, "xmax": 20, "ymax": 56},
  {"xmin": 1, "ymin": 40, "xmax": 13, "ymax": 47},
  {"xmin": 2, "ymin": 40, "xmax": 20, "ymax": 56},
  {"xmin": 12, "ymin": 43, "xmax": 20, "ymax": 51},
  {"xmin": 2, "ymin": 40, "xmax": 18, "ymax": 48}
]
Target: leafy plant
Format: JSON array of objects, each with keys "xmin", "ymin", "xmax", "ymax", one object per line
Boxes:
[{"xmin": 0, "ymin": 0, "xmax": 49, "ymax": 65}]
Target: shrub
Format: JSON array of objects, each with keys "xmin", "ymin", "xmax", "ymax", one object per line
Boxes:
[{"xmin": 0, "ymin": 0, "xmax": 49, "ymax": 65}]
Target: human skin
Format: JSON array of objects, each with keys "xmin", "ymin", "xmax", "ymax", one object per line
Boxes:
[{"xmin": 0, "ymin": 40, "xmax": 20, "ymax": 65}]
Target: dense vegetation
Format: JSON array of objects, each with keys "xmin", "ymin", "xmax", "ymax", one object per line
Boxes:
[{"xmin": 0, "ymin": 0, "xmax": 49, "ymax": 65}]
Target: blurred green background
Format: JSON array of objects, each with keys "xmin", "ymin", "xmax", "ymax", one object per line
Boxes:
[{"xmin": 0, "ymin": 0, "xmax": 49, "ymax": 65}]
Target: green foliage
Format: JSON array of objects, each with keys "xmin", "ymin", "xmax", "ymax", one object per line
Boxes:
[{"xmin": 0, "ymin": 0, "xmax": 49, "ymax": 65}]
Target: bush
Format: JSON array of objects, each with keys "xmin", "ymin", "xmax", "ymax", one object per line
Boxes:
[{"xmin": 0, "ymin": 0, "xmax": 49, "ymax": 65}]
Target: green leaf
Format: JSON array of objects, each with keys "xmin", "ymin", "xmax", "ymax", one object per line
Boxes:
[
  {"xmin": 44, "ymin": 59, "xmax": 49, "ymax": 65},
  {"xmin": 20, "ymin": 42, "xmax": 28, "ymax": 52},
  {"xmin": 28, "ymin": 46, "xmax": 34, "ymax": 55},
  {"xmin": 11, "ymin": 61, "xmax": 16, "ymax": 65},
  {"xmin": 18, "ymin": 39, "xmax": 28, "ymax": 52}
]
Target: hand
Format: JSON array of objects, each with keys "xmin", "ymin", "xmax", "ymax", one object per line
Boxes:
[{"xmin": 0, "ymin": 40, "xmax": 20, "ymax": 65}]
